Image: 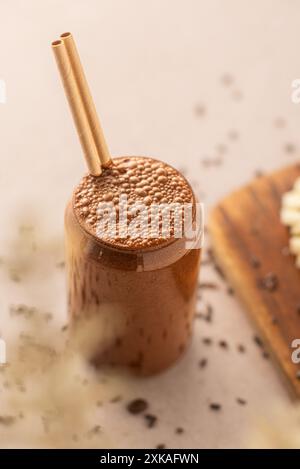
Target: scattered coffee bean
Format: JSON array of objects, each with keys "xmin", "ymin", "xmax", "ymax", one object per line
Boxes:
[
  {"xmin": 199, "ymin": 282, "xmax": 219, "ymax": 290},
  {"xmin": 254, "ymin": 169, "xmax": 264, "ymax": 178},
  {"xmin": 228, "ymin": 129, "xmax": 239, "ymax": 141},
  {"xmin": 156, "ymin": 444, "xmax": 166, "ymax": 449},
  {"xmin": 194, "ymin": 103, "xmax": 206, "ymax": 117},
  {"xmin": 175, "ymin": 427, "xmax": 184, "ymax": 434},
  {"xmin": 199, "ymin": 358, "xmax": 208, "ymax": 369},
  {"xmin": 201, "ymin": 256, "xmax": 213, "ymax": 266},
  {"xmin": 296, "ymin": 371, "xmax": 300, "ymax": 381},
  {"xmin": 250, "ymin": 255, "xmax": 261, "ymax": 269},
  {"xmin": 196, "ymin": 304, "xmax": 213, "ymax": 323},
  {"xmin": 221, "ymin": 73, "xmax": 234, "ymax": 86},
  {"xmin": 253, "ymin": 335, "xmax": 264, "ymax": 348},
  {"xmin": 88, "ymin": 425, "xmax": 101, "ymax": 436},
  {"xmin": 250, "ymin": 227, "xmax": 260, "ymax": 236},
  {"xmin": 236, "ymin": 398, "xmax": 247, "ymax": 406},
  {"xmin": 257, "ymin": 272, "xmax": 278, "ymax": 292},
  {"xmin": 237, "ymin": 344, "xmax": 246, "ymax": 353},
  {"xmin": 201, "ymin": 157, "xmax": 223, "ymax": 168},
  {"xmin": 227, "ymin": 287, "xmax": 235, "ymax": 296},
  {"xmin": 284, "ymin": 142, "xmax": 296, "ymax": 154},
  {"xmin": 202, "ymin": 337, "xmax": 212, "ymax": 346},
  {"xmin": 296, "ymin": 304, "xmax": 300, "ymax": 315},
  {"xmin": 274, "ymin": 117, "xmax": 286, "ymax": 128},
  {"xmin": 0, "ymin": 415, "xmax": 16, "ymax": 426},
  {"xmin": 219, "ymin": 340, "xmax": 228, "ymax": 349},
  {"xmin": 232, "ymin": 89, "xmax": 243, "ymax": 101},
  {"xmin": 214, "ymin": 263, "xmax": 226, "ymax": 280},
  {"xmin": 206, "ymin": 304, "xmax": 213, "ymax": 322},
  {"xmin": 262, "ymin": 351, "xmax": 269, "ymax": 359},
  {"xmin": 209, "ymin": 403, "xmax": 221, "ymax": 411},
  {"xmin": 110, "ymin": 395, "xmax": 122, "ymax": 403},
  {"xmin": 144, "ymin": 414, "xmax": 157, "ymax": 428},
  {"xmin": 281, "ymin": 246, "xmax": 290, "ymax": 256},
  {"xmin": 216, "ymin": 143, "xmax": 227, "ymax": 154},
  {"xmin": 126, "ymin": 398, "xmax": 148, "ymax": 415},
  {"xmin": 9, "ymin": 270, "xmax": 21, "ymax": 282}
]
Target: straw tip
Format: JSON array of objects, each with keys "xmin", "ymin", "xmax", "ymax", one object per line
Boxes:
[
  {"xmin": 60, "ymin": 32, "xmax": 72, "ymax": 39},
  {"xmin": 52, "ymin": 39, "xmax": 63, "ymax": 48}
]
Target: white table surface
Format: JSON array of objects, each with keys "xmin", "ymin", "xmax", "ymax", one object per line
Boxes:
[{"xmin": 0, "ymin": 0, "xmax": 300, "ymax": 449}]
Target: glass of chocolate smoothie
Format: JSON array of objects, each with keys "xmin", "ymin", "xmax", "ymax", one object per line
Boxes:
[{"xmin": 65, "ymin": 156, "xmax": 201, "ymax": 375}]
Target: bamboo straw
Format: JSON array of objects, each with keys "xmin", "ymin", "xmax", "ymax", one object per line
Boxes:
[
  {"xmin": 52, "ymin": 39, "xmax": 102, "ymax": 176},
  {"xmin": 60, "ymin": 32, "xmax": 112, "ymax": 168}
]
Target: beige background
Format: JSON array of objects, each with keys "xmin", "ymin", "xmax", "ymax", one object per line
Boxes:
[{"xmin": 1, "ymin": 0, "xmax": 300, "ymax": 448}]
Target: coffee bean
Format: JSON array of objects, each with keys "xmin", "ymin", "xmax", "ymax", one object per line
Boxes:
[
  {"xmin": 209, "ymin": 403, "xmax": 221, "ymax": 411},
  {"xmin": 126, "ymin": 398, "xmax": 148, "ymax": 415}
]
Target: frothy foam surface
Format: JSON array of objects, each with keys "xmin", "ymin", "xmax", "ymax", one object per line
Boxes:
[{"xmin": 74, "ymin": 156, "xmax": 194, "ymax": 249}]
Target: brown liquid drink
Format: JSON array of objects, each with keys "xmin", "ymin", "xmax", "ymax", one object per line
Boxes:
[{"xmin": 65, "ymin": 156, "xmax": 201, "ymax": 375}]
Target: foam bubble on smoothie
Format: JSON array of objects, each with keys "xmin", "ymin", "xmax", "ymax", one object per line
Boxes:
[{"xmin": 74, "ymin": 157, "xmax": 194, "ymax": 249}]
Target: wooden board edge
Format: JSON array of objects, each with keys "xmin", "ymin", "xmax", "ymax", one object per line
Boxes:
[{"xmin": 208, "ymin": 205, "xmax": 300, "ymax": 399}]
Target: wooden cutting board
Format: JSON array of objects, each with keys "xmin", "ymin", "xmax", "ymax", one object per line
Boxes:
[{"xmin": 208, "ymin": 164, "xmax": 300, "ymax": 398}]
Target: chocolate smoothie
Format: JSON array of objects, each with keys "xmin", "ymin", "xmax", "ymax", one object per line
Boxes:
[{"xmin": 65, "ymin": 156, "xmax": 201, "ymax": 375}]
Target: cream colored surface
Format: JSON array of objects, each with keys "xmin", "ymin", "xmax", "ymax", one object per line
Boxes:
[{"xmin": 0, "ymin": 0, "xmax": 300, "ymax": 448}]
